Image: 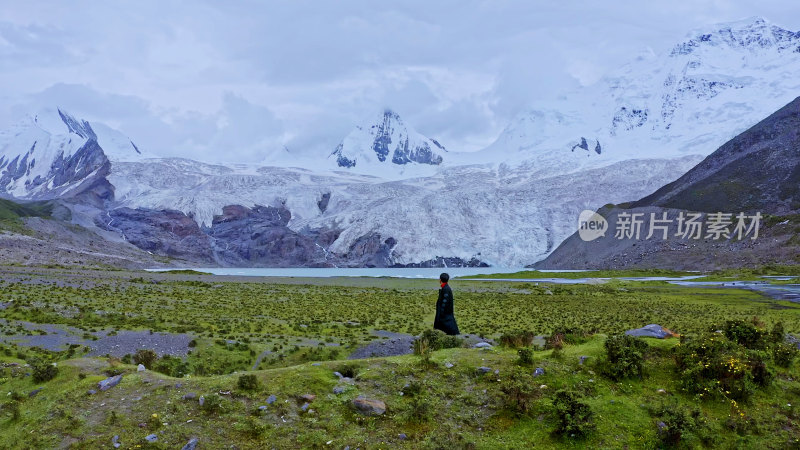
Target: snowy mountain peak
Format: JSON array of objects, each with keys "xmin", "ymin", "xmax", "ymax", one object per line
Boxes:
[
  {"xmin": 671, "ymin": 17, "xmax": 800, "ymax": 56},
  {"xmin": 329, "ymin": 109, "xmax": 446, "ymax": 175},
  {"xmin": 473, "ymin": 17, "xmax": 800, "ymax": 177},
  {"xmin": 0, "ymin": 108, "xmax": 148, "ymax": 200}
]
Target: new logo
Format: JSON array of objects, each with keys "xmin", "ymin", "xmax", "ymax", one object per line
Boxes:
[{"xmin": 578, "ymin": 210, "xmax": 608, "ymax": 242}]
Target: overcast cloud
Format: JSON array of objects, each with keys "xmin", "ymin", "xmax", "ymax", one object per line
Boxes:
[{"xmin": 1, "ymin": 1, "xmax": 799, "ymax": 163}]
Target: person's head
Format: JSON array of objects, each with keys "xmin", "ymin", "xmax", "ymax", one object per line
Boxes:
[{"xmin": 439, "ymin": 273, "xmax": 450, "ymax": 284}]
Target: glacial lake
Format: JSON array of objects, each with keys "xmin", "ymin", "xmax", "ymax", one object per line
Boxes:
[{"xmin": 147, "ymin": 267, "xmax": 536, "ymax": 278}]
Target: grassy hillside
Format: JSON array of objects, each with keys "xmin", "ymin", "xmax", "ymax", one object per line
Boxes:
[{"xmin": 0, "ymin": 198, "xmax": 52, "ymax": 221}]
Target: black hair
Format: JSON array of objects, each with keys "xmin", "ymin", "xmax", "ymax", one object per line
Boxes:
[{"xmin": 439, "ymin": 273, "xmax": 450, "ymax": 283}]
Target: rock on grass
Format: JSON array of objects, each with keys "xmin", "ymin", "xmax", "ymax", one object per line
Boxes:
[{"xmin": 353, "ymin": 396, "xmax": 386, "ymax": 416}]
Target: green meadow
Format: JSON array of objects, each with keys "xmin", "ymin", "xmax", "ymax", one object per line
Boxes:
[{"xmin": 1, "ymin": 267, "xmax": 799, "ymax": 448}]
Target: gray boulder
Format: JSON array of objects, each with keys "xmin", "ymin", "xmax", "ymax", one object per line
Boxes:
[
  {"xmin": 98, "ymin": 375, "xmax": 122, "ymax": 391},
  {"xmin": 625, "ymin": 324, "xmax": 676, "ymax": 339},
  {"xmin": 181, "ymin": 438, "xmax": 199, "ymax": 450},
  {"xmin": 353, "ymin": 396, "xmax": 386, "ymax": 416}
]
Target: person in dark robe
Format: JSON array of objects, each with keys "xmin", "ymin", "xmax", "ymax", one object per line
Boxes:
[{"xmin": 433, "ymin": 272, "xmax": 459, "ymax": 335}]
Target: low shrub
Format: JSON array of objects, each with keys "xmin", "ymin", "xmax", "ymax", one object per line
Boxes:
[
  {"xmin": 552, "ymin": 389, "xmax": 595, "ymax": 437},
  {"xmin": 652, "ymin": 402, "xmax": 709, "ymax": 447},
  {"xmin": 602, "ymin": 335, "xmax": 648, "ymax": 380},
  {"xmin": 133, "ymin": 349, "xmax": 158, "ymax": 369},
  {"xmin": 674, "ymin": 334, "xmax": 773, "ymax": 401},
  {"xmin": 200, "ymin": 394, "xmax": 224, "ymax": 414},
  {"xmin": 416, "ymin": 329, "xmax": 463, "ymax": 352},
  {"xmin": 723, "ymin": 319, "xmax": 765, "ymax": 349},
  {"xmin": 500, "ymin": 330, "xmax": 535, "ymax": 348},
  {"xmin": 546, "ymin": 327, "xmax": 589, "ymax": 350},
  {"xmin": 400, "ymin": 381, "xmax": 434, "ymax": 424},
  {"xmin": 153, "ymin": 354, "xmax": 190, "ymax": 378},
  {"xmin": 28, "ymin": 357, "xmax": 58, "ymax": 383},
  {"xmin": 237, "ymin": 374, "xmax": 260, "ymax": 391},
  {"xmin": 500, "ymin": 368, "xmax": 541, "ymax": 415},
  {"xmin": 773, "ymin": 342, "xmax": 798, "ymax": 368},
  {"xmin": 517, "ymin": 347, "xmax": 535, "ymax": 366}
]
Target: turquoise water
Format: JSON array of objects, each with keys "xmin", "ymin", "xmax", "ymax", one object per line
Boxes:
[{"xmin": 147, "ymin": 267, "xmax": 528, "ymax": 278}]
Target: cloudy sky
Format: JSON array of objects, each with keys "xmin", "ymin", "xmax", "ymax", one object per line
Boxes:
[{"xmin": 1, "ymin": 1, "xmax": 798, "ymax": 163}]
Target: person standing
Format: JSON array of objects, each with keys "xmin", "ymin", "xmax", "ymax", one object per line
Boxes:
[{"xmin": 434, "ymin": 272, "xmax": 460, "ymax": 335}]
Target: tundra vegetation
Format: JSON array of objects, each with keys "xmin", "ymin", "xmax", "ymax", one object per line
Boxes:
[{"xmin": 0, "ymin": 266, "xmax": 799, "ymax": 448}]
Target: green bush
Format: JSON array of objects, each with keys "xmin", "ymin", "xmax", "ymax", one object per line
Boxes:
[
  {"xmin": 400, "ymin": 381, "xmax": 434, "ymax": 424},
  {"xmin": 674, "ymin": 334, "xmax": 773, "ymax": 401},
  {"xmin": 723, "ymin": 319, "xmax": 765, "ymax": 349},
  {"xmin": 200, "ymin": 394, "xmax": 224, "ymax": 414},
  {"xmin": 546, "ymin": 327, "xmax": 589, "ymax": 350},
  {"xmin": 652, "ymin": 402, "xmax": 709, "ymax": 447},
  {"xmin": 133, "ymin": 349, "xmax": 158, "ymax": 369},
  {"xmin": 500, "ymin": 368, "xmax": 541, "ymax": 415},
  {"xmin": 28, "ymin": 357, "xmax": 58, "ymax": 383},
  {"xmin": 552, "ymin": 390, "xmax": 595, "ymax": 437},
  {"xmin": 517, "ymin": 347, "xmax": 535, "ymax": 366},
  {"xmin": 237, "ymin": 374, "xmax": 260, "ymax": 391},
  {"xmin": 500, "ymin": 330, "xmax": 535, "ymax": 348},
  {"xmin": 415, "ymin": 329, "xmax": 463, "ymax": 352},
  {"xmin": 153, "ymin": 355, "xmax": 190, "ymax": 378},
  {"xmin": 772, "ymin": 342, "xmax": 798, "ymax": 368},
  {"xmin": 602, "ymin": 335, "xmax": 648, "ymax": 380},
  {"xmin": 768, "ymin": 321, "xmax": 785, "ymax": 344}
]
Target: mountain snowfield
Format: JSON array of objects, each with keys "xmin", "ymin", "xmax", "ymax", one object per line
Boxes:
[
  {"xmin": 0, "ymin": 17, "xmax": 797, "ymax": 266},
  {"xmin": 462, "ymin": 17, "xmax": 800, "ymax": 177}
]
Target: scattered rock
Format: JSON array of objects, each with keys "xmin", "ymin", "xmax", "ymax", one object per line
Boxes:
[
  {"xmin": 182, "ymin": 392, "xmax": 197, "ymax": 400},
  {"xmin": 333, "ymin": 371, "xmax": 344, "ymax": 379},
  {"xmin": 625, "ymin": 324, "xmax": 678, "ymax": 339},
  {"xmin": 98, "ymin": 375, "xmax": 122, "ymax": 391},
  {"xmin": 181, "ymin": 438, "xmax": 199, "ymax": 450},
  {"xmin": 657, "ymin": 388, "xmax": 667, "ymax": 394},
  {"xmin": 112, "ymin": 435, "xmax": 121, "ymax": 448},
  {"xmin": 398, "ymin": 433, "xmax": 407, "ymax": 440},
  {"xmin": 28, "ymin": 388, "xmax": 42, "ymax": 398},
  {"xmin": 137, "ymin": 364, "xmax": 146, "ymax": 372},
  {"xmin": 353, "ymin": 396, "xmax": 386, "ymax": 416},
  {"xmin": 477, "ymin": 366, "xmax": 492, "ymax": 374},
  {"xmin": 301, "ymin": 394, "xmax": 316, "ymax": 402},
  {"xmin": 444, "ymin": 362, "xmax": 454, "ymax": 369},
  {"xmin": 333, "ymin": 386, "xmax": 346, "ymax": 394},
  {"xmin": 533, "ymin": 367, "xmax": 545, "ymax": 377},
  {"xmin": 473, "ymin": 342, "xmax": 493, "ymax": 349},
  {"xmin": 311, "ymin": 363, "xmax": 321, "ymax": 366},
  {"xmin": 301, "ymin": 402, "xmax": 311, "ymax": 412},
  {"xmin": 266, "ymin": 394, "xmax": 277, "ymax": 405},
  {"xmin": 579, "ymin": 356, "xmax": 589, "ymax": 365},
  {"xmin": 199, "ymin": 396, "xmax": 205, "ymax": 406},
  {"xmin": 145, "ymin": 434, "xmax": 158, "ymax": 443},
  {"xmin": 258, "ymin": 405, "xmax": 268, "ymax": 411},
  {"xmin": 657, "ymin": 421, "xmax": 667, "ymax": 431}
]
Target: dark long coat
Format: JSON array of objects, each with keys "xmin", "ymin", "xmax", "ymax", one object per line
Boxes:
[{"xmin": 434, "ymin": 283, "xmax": 460, "ymax": 335}]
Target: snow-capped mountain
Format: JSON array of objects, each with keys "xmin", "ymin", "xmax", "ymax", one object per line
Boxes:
[
  {"xmin": 0, "ymin": 108, "xmax": 145, "ymax": 202},
  {"xmin": 329, "ymin": 109, "xmax": 447, "ymax": 178},
  {"xmin": 1, "ymin": 18, "xmax": 797, "ymax": 267},
  {"xmin": 471, "ymin": 17, "xmax": 800, "ymax": 178}
]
